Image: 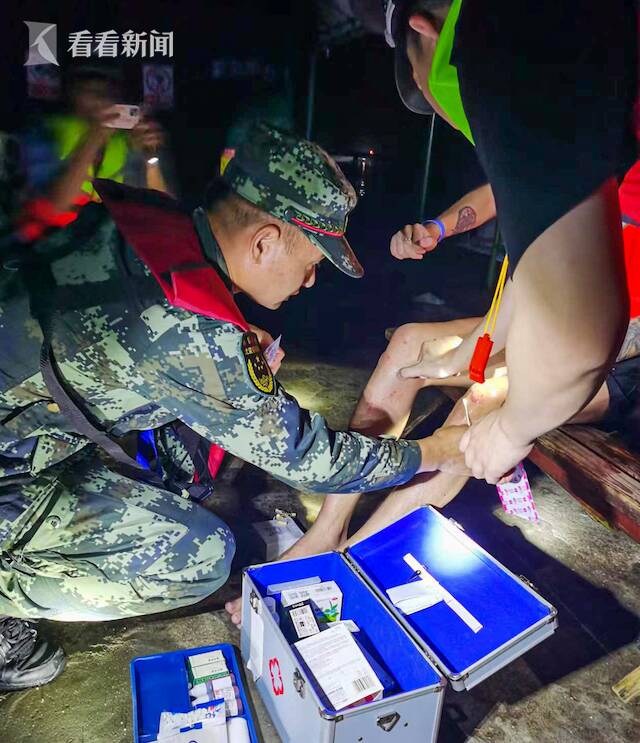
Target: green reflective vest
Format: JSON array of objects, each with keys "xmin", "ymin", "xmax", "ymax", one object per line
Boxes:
[
  {"xmin": 427, "ymin": 0, "xmax": 474, "ymax": 144},
  {"xmin": 47, "ymin": 114, "xmax": 129, "ymax": 196}
]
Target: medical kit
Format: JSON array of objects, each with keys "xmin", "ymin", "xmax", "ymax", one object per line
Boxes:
[
  {"xmin": 241, "ymin": 506, "xmax": 557, "ymax": 742},
  {"xmin": 131, "ymin": 643, "xmax": 259, "ymax": 743}
]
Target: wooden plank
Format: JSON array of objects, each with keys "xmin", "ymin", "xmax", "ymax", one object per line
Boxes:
[
  {"xmin": 557, "ymin": 425, "xmax": 640, "ymax": 482},
  {"xmin": 530, "ymin": 428, "xmax": 640, "ymax": 542}
]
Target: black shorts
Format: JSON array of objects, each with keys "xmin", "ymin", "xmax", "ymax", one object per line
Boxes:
[
  {"xmin": 454, "ymin": 0, "xmax": 637, "ymax": 271},
  {"xmin": 602, "ymin": 356, "xmax": 640, "ymax": 436}
]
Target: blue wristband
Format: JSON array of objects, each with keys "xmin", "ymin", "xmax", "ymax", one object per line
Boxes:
[{"xmin": 422, "ymin": 219, "xmax": 446, "ymax": 243}]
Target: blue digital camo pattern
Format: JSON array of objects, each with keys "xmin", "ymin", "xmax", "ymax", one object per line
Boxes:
[{"xmin": 0, "ymin": 201, "xmax": 420, "ymax": 619}]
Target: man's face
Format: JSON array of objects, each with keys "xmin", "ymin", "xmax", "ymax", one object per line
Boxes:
[
  {"xmin": 250, "ymin": 229, "xmax": 325, "ymax": 310},
  {"xmin": 71, "ymin": 79, "xmax": 116, "ymax": 122}
]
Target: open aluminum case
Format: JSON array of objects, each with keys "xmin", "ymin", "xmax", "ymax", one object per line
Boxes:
[{"xmin": 241, "ymin": 506, "xmax": 558, "ymax": 743}]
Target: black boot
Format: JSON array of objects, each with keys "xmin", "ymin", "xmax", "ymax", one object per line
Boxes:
[{"xmin": 0, "ymin": 616, "xmax": 66, "ymax": 690}]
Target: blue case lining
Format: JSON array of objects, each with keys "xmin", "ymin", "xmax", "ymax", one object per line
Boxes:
[
  {"xmin": 130, "ymin": 643, "xmax": 259, "ymax": 743},
  {"xmin": 348, "ymin": 508, "xmax": 552, "ymax": 675},
  {"xmin": 248, "ymin": 551, "xmax": 443, "ymax": 695}
]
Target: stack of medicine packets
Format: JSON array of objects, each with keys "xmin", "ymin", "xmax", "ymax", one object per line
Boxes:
[
  {"xmin": 271, "ymin": 577, "xmax": 390, "ymax": 711},
  {"xmin": 153, "ymin": 699, "xmax": 227, "ymax": 742},
  {"xmin": 188, "ymin": 650, "xmax": 244, "ymax": 717}
]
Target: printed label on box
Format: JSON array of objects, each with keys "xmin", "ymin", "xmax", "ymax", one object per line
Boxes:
[
  {"xmin": 281, "ymin": 580, "xmax": 343, "ymax": 623},
  {"xmin": 188, "ymin": 650, "xmax": 230, "ymax": 685},
  {"xmin": 294, "ymin": 623, "xmax": 383, "ymax": 711},
  {"xmin": 289, "ymin": 603, "xmax": 320, "ymax": 639}
]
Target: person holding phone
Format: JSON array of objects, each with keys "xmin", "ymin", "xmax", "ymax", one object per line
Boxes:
[{"xmin": 16, "ymin": 65, "xmax": 170, "ymax": 244}]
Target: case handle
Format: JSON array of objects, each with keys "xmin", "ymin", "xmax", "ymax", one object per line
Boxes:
[
  {"xmin": 293, "ymin": 668, "xmax": 306, "ymax": 698},
  {"xmin": 377, "ymin": 712, "xmax": 401, "ymax": 732}
]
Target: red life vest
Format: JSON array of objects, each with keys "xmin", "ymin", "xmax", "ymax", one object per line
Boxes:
[{"xmin": 94, "ymin": 178, "xmax": 248, "ymax": 479}]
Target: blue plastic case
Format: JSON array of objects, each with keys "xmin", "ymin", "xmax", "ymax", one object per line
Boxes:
[{"xmin": 130, "ymin": 643, "xmax": 259, "ymax": 743}]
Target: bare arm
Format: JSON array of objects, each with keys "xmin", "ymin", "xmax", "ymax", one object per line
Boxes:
[
  {"xmin": 390, "ymin": 182, "xmax": 496, "ymax": 259},
  {"xmin": 131, "ymin": 118, "xmax": 172, "ymax": 195},
  {"xmin": 47, "ymin": 127, "xmax": 111, "ymax": 212},
  {"xmin": 437, "ymin": 182, "xmax": 496, "ymax": 239},
  {"xmin": 145, "ymin": 161, "xmax": 171, "ymax": 195}
]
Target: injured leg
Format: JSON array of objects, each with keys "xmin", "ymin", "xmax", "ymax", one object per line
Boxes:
[
  {"xmin": 283, "ymin": 318, "xmax": 483, "ymax": 558},
  {"xmin": 286, "ymin": 321, "xmax": 482, "ymax": 558},
  {"xmin": 224, "ymin": 319, "xmax": 479, "ymax": 625},
  {"xmin": 343, "ymin": 374, "xmax": 614, "ymax": 550},
  {"xmin": 342, "ymin": 376, "xmax": 509, "ymax": 548}
]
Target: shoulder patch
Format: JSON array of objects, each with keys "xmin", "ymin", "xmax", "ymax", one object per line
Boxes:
[{"xmin": 241, "ymin": 331, "xmax": 275, "ymax": 395}]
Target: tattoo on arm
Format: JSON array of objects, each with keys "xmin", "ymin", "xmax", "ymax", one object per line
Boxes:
[
  {"xmin": 616, "ymin": 317, "xmax": 640, "ymax": 362},
  {"xmin": 452, "ymin": 205, "xmax": 477, "ymax": 234}
]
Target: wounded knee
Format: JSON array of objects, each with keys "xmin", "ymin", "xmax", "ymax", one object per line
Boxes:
[{"xmin": 381, "ymin": 324, "xmax": 423, "ymax": 367}]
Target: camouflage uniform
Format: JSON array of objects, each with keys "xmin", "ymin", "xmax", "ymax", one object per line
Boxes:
[{"xmin": 0, "ymin": 124, "xmax": 421, "ymax": 621}]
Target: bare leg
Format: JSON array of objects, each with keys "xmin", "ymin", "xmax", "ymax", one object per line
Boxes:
[
  {"xmin": 343, "ymin": 377, "xmax": 612, "ymax": 550},
  {"xmin": 286, "ymin": 317, "xmax": 482, "ymax": 558},
  {"xmin": 343, "ymin": 377, "xmax": 510, "ymax": 548},
  {"xmin": 225, "ymin": 318, "xmax": 480, "ymax": 624},
  {"xmin": 568, "ymin": 382, "xmax": 611, "ymax": 423}
]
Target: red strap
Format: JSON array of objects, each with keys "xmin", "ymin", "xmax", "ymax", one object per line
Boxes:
[
  {"xmin": 94, "ymin": 179, "xmax": 248, "ymax": 330},
  {"xmin": 207, "ymin": 443, "xmax": 226, "ymax": 479},
  {"xmin": 94, "ymin": 180, "xmax": 256, "ymax": 485},
  {"xmin": 17, "ymin": 195, "xmax": 91, "ymax": 242}
]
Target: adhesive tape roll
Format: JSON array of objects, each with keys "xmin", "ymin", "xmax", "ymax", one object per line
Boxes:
[{"xmin": 227, "ymin": 716, "xmax": 251, "ymax": 743}]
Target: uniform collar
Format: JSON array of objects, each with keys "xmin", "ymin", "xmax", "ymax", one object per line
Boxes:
[{"xmin": 192, "ymin": 206, "xmax": 233, "ymax": 290}]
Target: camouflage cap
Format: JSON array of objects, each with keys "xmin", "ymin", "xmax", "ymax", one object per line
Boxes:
[{"xmin": 221, "ymin": 123, "xmax": 364, "ymax": 278}]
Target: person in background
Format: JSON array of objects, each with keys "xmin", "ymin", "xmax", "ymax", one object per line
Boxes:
[
  {"xmin": 15, "ymin": 65, "xmax": 170, "ymax": 244},
  {"xmin": 377, "ymin": 0, "xmax": 636, "ymax": 484}
]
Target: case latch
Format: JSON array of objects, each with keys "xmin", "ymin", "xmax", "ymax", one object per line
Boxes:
[
  {"xmin": 293, "ymin": 668, "xmax": 306, "ymax": 698},
  {"xmin": 249, "ymin": 589, "xmax": 260, "ymax": 613},
  {"xmin": 519, "ymin": 575, "xmax": 538, "ymax": 591},
  {"xmin": 377, "ymin": 712, "xmax": 400, "ymax": 732}
]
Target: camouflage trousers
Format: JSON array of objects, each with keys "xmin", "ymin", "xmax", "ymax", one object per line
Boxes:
[{"xmin": 0, "ymin": 448, "xmax": 235, "ymax": 621}]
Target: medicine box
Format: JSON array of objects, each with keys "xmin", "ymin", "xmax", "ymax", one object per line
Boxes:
[
  {"xmin": 281, "ymin": 580, "xmax": 342, "ymax": 624},
  {"xmin": 130, "ymin": 643, "xmax": 258, "ymax": 743},
  {"xmin": 241, "ymin": 506, "xmax": 557, "ymax": 743},
  {"xmin": 187, "ymin": 649, "xmax": 230, "ymax": 685}
]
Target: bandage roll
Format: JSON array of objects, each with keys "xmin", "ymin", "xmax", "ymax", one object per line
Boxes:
[{"xmin": 226, "ymin": 717, "xmax": 251, "ymax": 743}]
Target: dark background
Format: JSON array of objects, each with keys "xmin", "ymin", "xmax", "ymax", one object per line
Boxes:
[{"xmin": 1, "ymin": 0, "xmax": 493, "ymax": 358}]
